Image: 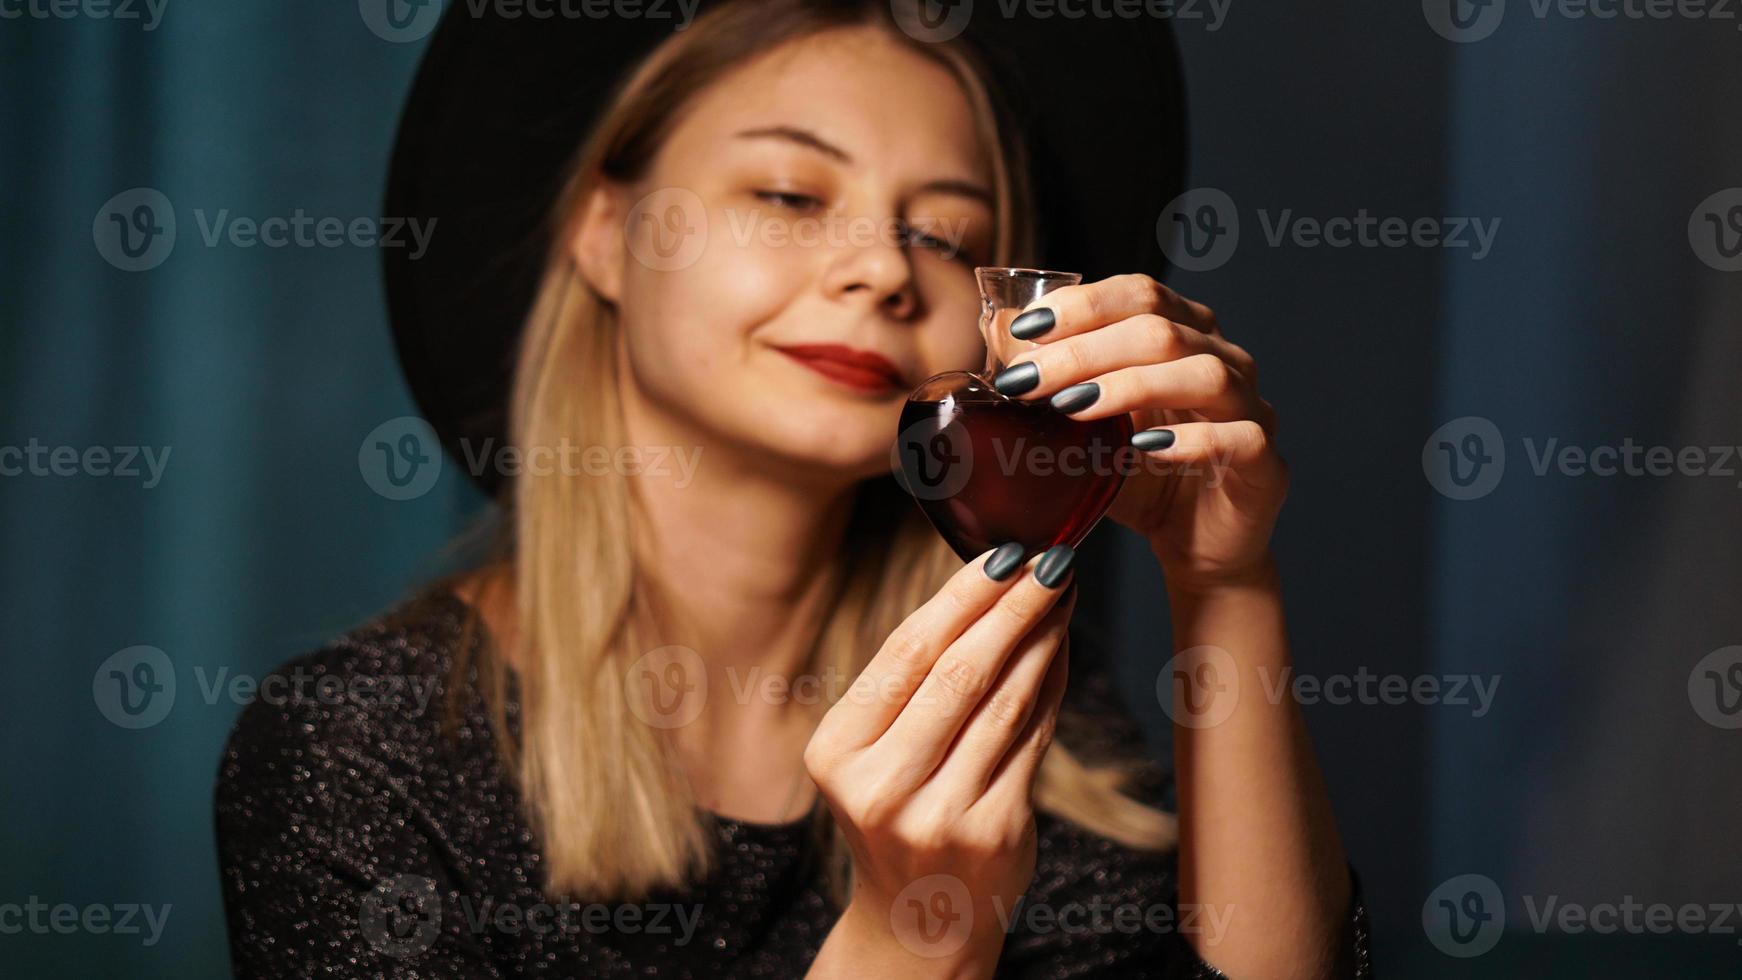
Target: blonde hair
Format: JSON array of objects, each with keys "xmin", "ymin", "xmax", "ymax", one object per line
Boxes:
[{"xmin": 447, "ymin": 0, "xmax": 1175, "ymax": 904}]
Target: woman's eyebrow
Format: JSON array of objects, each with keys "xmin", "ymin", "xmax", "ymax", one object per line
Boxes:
[
  {"xmin": 917, "ymin": 178, "xmax": 994, "ymax": 207},
  {"xmin": 734, "ymin": 125, "xmax": 852, "ymax": 163}
]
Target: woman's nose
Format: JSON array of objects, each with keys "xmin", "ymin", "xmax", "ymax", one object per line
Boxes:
[{"xmin": 823, "ymin": 234, "xmax": 918, "ymax": 320}]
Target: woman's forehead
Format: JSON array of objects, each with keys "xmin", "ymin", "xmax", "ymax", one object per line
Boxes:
[{"xmin": 660, "ymin": 28, "xmax": 990, "ymax": 179}]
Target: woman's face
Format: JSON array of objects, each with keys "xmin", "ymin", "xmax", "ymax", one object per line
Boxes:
[{"xmin": 576, "ymin": 26, "xmax": 996, "ymax": 486}]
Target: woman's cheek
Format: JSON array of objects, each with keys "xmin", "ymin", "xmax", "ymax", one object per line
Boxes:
[
  {"xmin": 918, "ymin": 279, "xmax": 987, "ymax": 376},
  {"xmin": 622, "ymin": 219, "xmax": 796, "ymax": 394}
]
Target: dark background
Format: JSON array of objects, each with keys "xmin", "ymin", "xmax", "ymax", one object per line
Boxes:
[{"xmin": 3, "ymin": 2, "xmax": 1739, "ymax": 976}]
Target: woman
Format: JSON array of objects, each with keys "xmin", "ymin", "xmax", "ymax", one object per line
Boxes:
[{"xmin": 215, "ymin": 1, "xmax": 1369, "ymax": 976}]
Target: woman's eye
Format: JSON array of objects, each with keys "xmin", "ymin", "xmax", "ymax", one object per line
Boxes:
[
  {"xmin": 753, "ymin": 190, "xmax": 822, "ymax": 211},
  {"xmin": 905, "ymin": 223, "xmax": 977, "ymax": 265}
]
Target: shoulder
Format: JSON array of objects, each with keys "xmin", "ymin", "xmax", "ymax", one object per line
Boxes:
[{"xmin": 213, "ymin": 588, "xmax": 486, "ymax": 814}]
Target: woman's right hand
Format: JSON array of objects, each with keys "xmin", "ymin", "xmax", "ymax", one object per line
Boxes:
[{"xmin": 804, "ymin": 542, "xmax": 1078, "ymax": 978}]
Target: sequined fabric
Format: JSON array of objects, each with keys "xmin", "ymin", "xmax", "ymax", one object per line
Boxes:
[{"xmin": 214, "ymin": 590, "xmax": 1372, "ymax": 978}]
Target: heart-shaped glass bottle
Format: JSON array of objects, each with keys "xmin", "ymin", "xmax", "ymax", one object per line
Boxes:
[{"xmin": 894, "ymin": 267, "xmax": 1134, "ymax": 561}]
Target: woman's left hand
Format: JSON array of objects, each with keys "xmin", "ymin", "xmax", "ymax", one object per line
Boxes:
[{"xmin": 991, "ymin": 273, "xmax": 1286, "ymax": 593}]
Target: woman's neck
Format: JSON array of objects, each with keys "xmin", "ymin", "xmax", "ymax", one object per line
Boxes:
[{"xmin": 619, "ymin": 370, "xmax": 859, "ymax": 684}]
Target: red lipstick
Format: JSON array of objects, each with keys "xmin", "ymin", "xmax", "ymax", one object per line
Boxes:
[{"xmin": 776, "ymin": 344, "xmax": 907, "ymax": 394}]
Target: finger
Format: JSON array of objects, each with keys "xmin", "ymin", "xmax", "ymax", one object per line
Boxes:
[
  {"xmin": 1048, "ymin": 353, "xmax": 1270, "ymax": 428},
  {"xmin": 991, "ymin": 313, "xmax": 1257, "ymax": 401},
  {"xmin": 815, "ymin": 542, "xmax": 1033, "ymax": 750},
  {"xmin": 1007, "ymin": 273, "xmax": 1220, "ymax": 343},
  {"xmin": 924, "ymin": 584, "xmax": 1078, "ymax": 803},
  {"xmin": 975, "ymin": 628, "xmax": 1070, "ymax": 813},
  {"xmin": 874, "ymin": 545, "xmax": 1076, "ymax": 783},
  {"xmin": 1129, "ymin": 420, "xmax": 1288, "ymax": 492}
]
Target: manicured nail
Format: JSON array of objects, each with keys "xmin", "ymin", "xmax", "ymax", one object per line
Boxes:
[
  {"xmin": 983, "ymin": 542, "xmax": 1027, "ymax": 581},
  {"xmin": 1034, "ymin": 544, "xmax": 1076, "ymax": 589},
  {"xmin": 1132, "ymin": 428, "xmax": 1176, "ymax": 451},
  {"xmin": 1010, "ymin": 307, "xmax": 1056, "ymax": 340},
  {"xmin": 992, "ymin": 361, "xmax": 1040, "ymax": 396},
  {"xmin": 1049, "ymin": 382, "xmax": 1099, "ymax": 414}
]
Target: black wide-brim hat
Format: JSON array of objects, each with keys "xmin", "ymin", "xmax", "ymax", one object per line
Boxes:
[{"xmin": 383, "ymin": 0, "xmax": 1188, "ymax": 498}]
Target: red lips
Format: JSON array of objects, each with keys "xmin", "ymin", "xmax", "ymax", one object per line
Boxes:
[{"xmin": 777, "ymin": 344, "xmax": 907, "ymax": 394}]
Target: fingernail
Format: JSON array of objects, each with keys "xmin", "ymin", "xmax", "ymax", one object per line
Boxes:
[
  {"xmin": 1132, "ymin": 428, "xmax": 1176, "ymax": 451},
  {"xmin": 992, "ymin": 361, "xmax": 1040, "ymax": 396},
  {"xmin": 984, "ymin": 542, "xmax": 1027, "ymax": 581},
  {"xmin": 1010, "ymin": 307, "xmax": 1056, "ymax": 340},
  {"xmin": 1049, "ymin": 382, "xmax": 1099, "ymax": 414},
  {"xmin": 1034, "ymin": 544, "xmax": 1076, "ymax": 589}
]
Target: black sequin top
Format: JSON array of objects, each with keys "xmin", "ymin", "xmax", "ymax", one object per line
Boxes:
[{"xmin": 214, "ymin": 590, "xmax": 1372, "ymax": 978}]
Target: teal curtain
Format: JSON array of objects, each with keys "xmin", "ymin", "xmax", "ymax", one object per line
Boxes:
[{"xmin": 1, "ymin": 6, "xmax": 477, "ymax": 976}]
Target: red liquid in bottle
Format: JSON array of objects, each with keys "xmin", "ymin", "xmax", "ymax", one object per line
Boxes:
[{"xmin": 896, "ymin": 375, "xmax": 1135, "ymax": 561}]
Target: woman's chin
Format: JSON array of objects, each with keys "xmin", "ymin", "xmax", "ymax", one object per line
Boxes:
[{"xmin": 731, "ymin": 423, "xmax": 897, "ymax": 487}]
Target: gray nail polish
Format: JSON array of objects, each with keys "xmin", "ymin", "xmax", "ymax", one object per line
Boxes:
[
  {"xmin": 984, "ymin": 542, "xmax": 1027, "ymax": 581},
  {"xmin": 992, "ymin": 361, "xmax": 1040, "ymax": 396},
  {"xmin": 1010, "ymin": 307, "xmax": 1056, "ymax": 340},
  {"xmin": 1049, "ymin": 382, "xmax": 1100, "ymax": 414},
  {"xmin": 1132, "ymin": 428, "xmax": 1176, "ymax": 451},
  {"xmin": 1034, "ymin": 544, "xmax": 1076, "ymax": 589}
]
